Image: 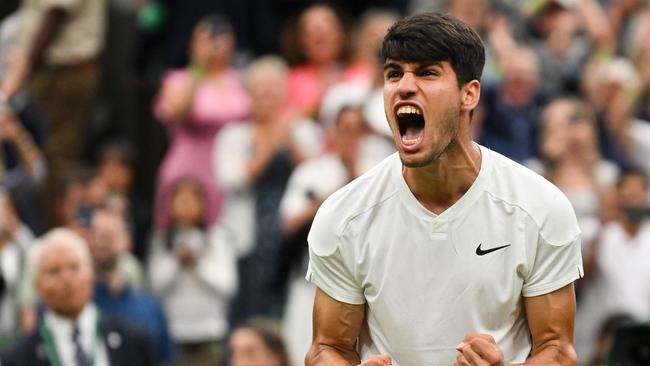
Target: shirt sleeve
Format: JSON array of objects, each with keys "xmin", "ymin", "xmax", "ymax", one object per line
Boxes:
[
  {"xmin": 305, "ymin": 200, "xmax": 365, "ymax": 305},
  {"xmin": 522, "ymin": 189, "xmax": 584, "ymax": 297},
  {"xmin": 522, "ymin": 234, "xmax": 583, "ymax": 297},
  {"xmin": 39, "ymin": 0, "xmax": 81, "ymax": 11}
]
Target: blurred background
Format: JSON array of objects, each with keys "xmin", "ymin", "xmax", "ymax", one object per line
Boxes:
[{"xmin": 0, "ymin": 0, "xmax": 649, "ymax": 365}]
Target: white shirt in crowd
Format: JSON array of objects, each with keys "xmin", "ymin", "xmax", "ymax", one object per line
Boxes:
[
  {"xmin": 575, "ymin": 220, "xmax": 650, "ymax": 365},
  {"xmin": 307, "ymin": 145, "xmax": 583, "ymax": 365},
  {"xmin": 0, "ymin": 226, "xmax": 33, "ymax": 333},
  {"xmin": 148, "ymin": 226, "xmax": 238, "ymax": 342},
  {"xmin": 214, "ymin": 118, "xmax": 324, "ymax": 257}
]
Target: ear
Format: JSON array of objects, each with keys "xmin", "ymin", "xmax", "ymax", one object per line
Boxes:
[{"xmin": 460, "ymin": 80, "xmax": 481, "ymax": 112}]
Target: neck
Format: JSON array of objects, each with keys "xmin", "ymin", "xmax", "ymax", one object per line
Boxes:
[
  {"xmin": 253, "ymin": 113, "xmax": 279, "ymax": 127},
  {"xmin": 206, "ymin": 62, "xmax": 227, "ymax": 75},
  {"xmin": 95, "ymin": 262, "xmax": 125, "ymax": 294},
  {"xmin": 403, "ymin": 139, "xmax": 481, "ymax": 214}
]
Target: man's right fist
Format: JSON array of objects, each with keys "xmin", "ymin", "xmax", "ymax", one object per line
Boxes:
[{"xmin": 359, "ymin": 354, "xmax": 392, "ymax": 366}]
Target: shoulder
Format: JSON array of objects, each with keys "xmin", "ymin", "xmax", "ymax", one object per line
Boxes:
[
  {"xmin": 123, "ymin": 290, "xmax": 165, "ymax": 313},
  {"xmin": 161, "ymin": 69, "xmax": 190, "ymax": 85},
  {"xmin": 101, "ymin": 314, "xmax": 155, "ymax": 364},
  {"xmin": 482, "ymin": 148, "xmax": 580, "ymax": 246},
  {"xmin": 101, "ymin": 313, "xmax": 149, "ymax": 340},
  {"xmin": 308, "ymin": 154, "xmax": 399, "ymax": 256},
  {"xmin": 0, "ymin": 330, "xmax": 42, "ymax": 365}
]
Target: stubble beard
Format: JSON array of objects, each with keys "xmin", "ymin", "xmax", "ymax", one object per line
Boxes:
[{"xmin": 399, "ymin": 106, "xmax": 460, "ymax": 168}]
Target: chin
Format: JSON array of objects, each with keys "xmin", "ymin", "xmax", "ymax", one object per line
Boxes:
[{"xmin": 399, "ymin": 151, "xmax": 436, "ymax": 168}]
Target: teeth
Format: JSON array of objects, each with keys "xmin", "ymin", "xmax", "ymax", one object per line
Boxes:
[
  {"xmin": 396, "ymin": 105, "xmax": 422, "ymax": 115},
  {"xmin": 401, "ymin": 135, "xmax": 420, "ymax": 145}
]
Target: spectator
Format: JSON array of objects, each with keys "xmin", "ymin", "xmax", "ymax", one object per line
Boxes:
[
  {"xmin": 576, "ymin": 168, "xmax": 650, "ymax": 364},
  {"xmin": 0, "ymin": 191, "xmax": 34, "ymax": 346},
  {"xmin": 0, "ymin": 0, "xmax": 106, "ymax": 227},
  {"xmin": 228, "ymin": 317, "xmax": 290, "ymax": 366},
  {"xmin": 529, "ymin": 0, "xmax": 615, "ymax": 95},
  {"xmin": 279, "ymin": 106, "xmax": 384, "ymax": 366},
  {"xmin": 343, "ymin": 9, "xmax": 398, "ymax": 84},
  {"xmin": 17, "ymin": 168, "xmax": 144, "ymax": 332},
  {"xmin": 0, "ymin": 227, "xmax": 156, "ymax": 365},
  {"xmin": 587, "ymin": 313, "xmax": 635, "ymax": 366},
  {"xmin": 478, "ymin": 46, "xmax": 547, "ymax": 162},
  {"xmin": 624, "ymin": 7, "xmax": 650, "ymax": 120},
  {"xmin": 532, "ymin": 96, "xmax": 619, "ymax": 244},
  {"xmin": 153, "ymin": 13, "xmax": 250, "ymax": 231},
  {"xmin": 148, "ymin": 178, "xmax": 238, "ymax": 366},
  {"xmin": 319, "ymin": 9, "xmax": 397, "ymax": 137},
  {"xmin": 95, "ymin": 140, "xmax": 151, "ymax": 261},
  {"xmin": 284, "ymin": 4, "xmax": 348, "ymax": 117},
  {"xmin": 89, "ymin": 207, "xmax": 176, "ymax": 364},
  {"xmin": 584, "ymin": 56, "xmax": 650, "ymax": 173},
  {"xmin": 215, "ymin": 56, "xmax": 323, "ymax": 325}
]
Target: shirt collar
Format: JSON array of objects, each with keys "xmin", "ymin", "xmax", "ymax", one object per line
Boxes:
[{"xmin": 44, "ymin": 303, "xmax": 98, "ymax": 351}]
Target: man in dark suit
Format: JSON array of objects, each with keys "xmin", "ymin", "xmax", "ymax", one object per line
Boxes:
[{"xmin": 0, "ymin": 227, "xmax": 155, "ymax": 366}]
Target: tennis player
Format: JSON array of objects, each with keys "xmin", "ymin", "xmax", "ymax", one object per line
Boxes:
[{"xmin": 305, "ymin": 12, "xmax": 583, "ymax": 366}]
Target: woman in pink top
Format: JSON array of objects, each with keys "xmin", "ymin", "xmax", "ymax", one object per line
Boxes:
[
  {"xmin": 284, "ymin": 4, "xmax": 349, "ymax": 118},
  {"xmin": 153, "ymin": 14, "xmax": 250, "ymax": 230}
]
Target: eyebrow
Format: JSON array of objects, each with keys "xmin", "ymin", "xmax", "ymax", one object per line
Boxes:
[
  {"xmin": 383, "ymin": 60, "xmax": 443, "ymax": 71},
  {"xmin": 383, "ymin": 61, "xmax": 402, "ymax": 70}
]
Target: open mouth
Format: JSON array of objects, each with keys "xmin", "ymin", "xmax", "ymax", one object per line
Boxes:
[{"xmin": 396, "ymin": 105, "xmax": 425, "ymax": 146}]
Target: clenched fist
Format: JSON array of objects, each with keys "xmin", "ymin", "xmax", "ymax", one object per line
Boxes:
[
  {"xmin": 359, "ymin": 354, "xmax": 392, "ymax": 366},
  {"xmin": 455, "ymin": 333, "xmax": 505, "ymax": 366}
]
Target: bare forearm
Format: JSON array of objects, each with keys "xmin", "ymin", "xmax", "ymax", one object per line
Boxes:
[
  {"xmin": 11, "ymin": 130, "xmax": 42, "ymax": 172},
  {"xmin": 246, "ymin": 148, "xmax": 275, "ymax": 181},
  {"xmin": 306, "ymin": 344, "xmax": 360, "ymax": 366},
  {"xmin": 161, "ymin": 75, "xmax": 200, "ymax": 121},
  {"xmin": 577, "ymin": 0, "xmax": 616, "ymax": 52}
]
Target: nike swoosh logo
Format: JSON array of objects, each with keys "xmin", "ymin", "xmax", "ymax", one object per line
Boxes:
[{"xmin": 476, "ymin": 243, "xmax": 511, "ymax": 256}]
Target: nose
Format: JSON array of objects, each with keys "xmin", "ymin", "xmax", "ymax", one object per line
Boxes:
[{"xmin": 396, "ymin": 71, "xmax": 417, "ymax": 99}]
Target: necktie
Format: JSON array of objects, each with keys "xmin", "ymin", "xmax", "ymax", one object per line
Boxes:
[{"xmin": 72, "ymin": 324, "xmax": 90, "ymax": 366}]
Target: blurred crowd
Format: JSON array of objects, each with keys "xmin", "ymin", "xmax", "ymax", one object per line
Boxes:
[{"xmin": 0, "ymin": 0, "xmax": 649, "ymax": 365}]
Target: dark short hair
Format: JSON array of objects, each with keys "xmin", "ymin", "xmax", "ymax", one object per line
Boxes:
[
  {"xmin": 196, "ymin": 13, "xmax": 233, "ymax": 37},
  {"xmin": 99, "ymin": 139, "xmax": 137, "ymax": 167},
  {"xmin": 380, "ymin": 12, "xmax": 485, "ymax": 87}
]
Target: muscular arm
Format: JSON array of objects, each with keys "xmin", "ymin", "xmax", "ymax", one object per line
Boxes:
[
  {"xmin": 306, "ymin": 288, "xmax": 365, "ymax": 366},
  {"xmin": 519, "ymin": 283, "xmax": 578, "ymax": 366}
]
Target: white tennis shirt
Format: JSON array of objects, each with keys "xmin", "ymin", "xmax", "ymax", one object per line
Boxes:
[{"xmin": 306, "ymin": 145, "xmax": 583, "ymax": 365}]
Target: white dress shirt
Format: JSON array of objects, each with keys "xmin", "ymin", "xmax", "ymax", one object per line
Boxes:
[{"xmin": 43, "ymin": 304, "xmax": 109, "ymax": 366}]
